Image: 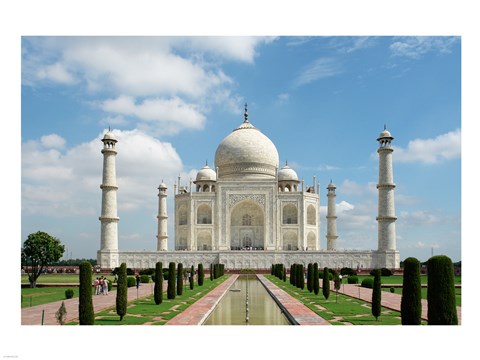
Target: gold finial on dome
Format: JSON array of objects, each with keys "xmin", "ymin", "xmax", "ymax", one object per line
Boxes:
[{"xmin": 244, "ymin": 103, "xmax": 249, "ymax": 123}]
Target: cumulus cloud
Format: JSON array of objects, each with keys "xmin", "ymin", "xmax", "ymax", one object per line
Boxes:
[
  {"xmin": 390, "ymin": 36, "xmax": 459, "ymax": 59},
  {"xmin": 40, "ymin": 134, "xmax": 66, "ymax": 149},
  {"xmin": 22, "ymin": 129, "xmax": 184, "ymax": 217},
  {"xmin": 394, "ymin": 129, "xmax": 461, "ymax": 164},
  {"xmin": 100, "ymin": 96, "xmax": 206, "ymax": 135}
]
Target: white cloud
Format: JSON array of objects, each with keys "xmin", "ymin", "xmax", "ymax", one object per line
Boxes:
[
  {"xmin": 100, "ymin": 96, "xmax": 206, "ymax": 135},
  {"xmin": 22, "ymin": 129, "xmax": 184, "ymax": 217},
  {"xmin": 40, "ymin": 134, "xmax": 66, "ymax": 149},
  {"xmin": 398, "ymin": 210, "xmax": 441, "ymax": 226},
  {"xmin": 390, "ymin": 36, "xmax": 459, "ymax": 59},
  {"xmin": 394, "ymin": 129, "xmax": 461, "ymax": 164},
  {"xmin": 339, "ymin": 179, "xmax": 376, "ymax": 197},
  {"xmin": 36, "ymin": 62, "xmax": 76, "ymax": 84},
  {"xmin": 294, "ymin": 57, "xmax": 343, "ymax": 87}
]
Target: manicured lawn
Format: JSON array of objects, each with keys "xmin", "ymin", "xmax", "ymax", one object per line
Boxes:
[
  {"xmin": 382, "ymin": 286, "xmax": 462, "ymax": 306},
  {"xmin": 68, "ymin": 275, "xmax": 229, "ymax": 325},
  {"xmin": 22, "ymin": 274, "xmax": 115, "ymax": 284},
  {"xmin": 21, "ymin": 287, "xmax": 105, "ymax": 308},
  {"xmin": 265, "ymin": 275, "xmax": 418, "ymax": 325}
]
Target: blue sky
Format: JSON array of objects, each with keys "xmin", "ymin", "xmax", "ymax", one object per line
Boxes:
[{"xmin": 20, "ymin": 36, "xmax": 461, "ymax": 262}]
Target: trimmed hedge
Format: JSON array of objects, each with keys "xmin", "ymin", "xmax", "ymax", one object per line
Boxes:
[
  {"xmin": 65, "ymin": 288, "xmax": 74, "ymax": 299},
  {"xmin": 167, "ymin": 262, "xmax": 176, "ymax": 299},
  {"xmin": 79, "ymin": 261, "xmax": 94, "ymax": 325},
  {"xmin": 361, "ymin": 278, "xmax": 373, "ymax": 288},
  {"xmin": 116, "ymin": 263, "xmax": 128, "ymax": 321},
  {"xmin": 347, "ymin": 275, "xmax": 359, "ymax": 284},
  {"xmin": 427, "ymin": 255, "xmax": 458, "ymax": 325},
  {"xmin": 401, "ymin": 257, "xmax": 421, "ymax": 325},
  {"xmin": 154, "ymin": 261, "xmax": 163, "ymax": 305},
  {"xmin": 198, "ymin": 263, "xmax": 204, "ymax": 286},
  {"xmin": 127, "ymin": 276, "xmax": 136, "ymax": 287}
]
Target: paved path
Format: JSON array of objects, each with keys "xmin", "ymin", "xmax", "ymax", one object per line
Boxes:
[
  {"xmin": 325, "ymin": 280, "xmax": 462, "ymax": 324},
  {"xmin": 22, "ymin": 283, "xmax": 156, "ymax": 325}
]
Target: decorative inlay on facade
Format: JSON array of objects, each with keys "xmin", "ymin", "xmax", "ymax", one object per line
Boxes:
[{"xmin": 228, "ymin": 193, "xmax": 266, "ymax": 208}]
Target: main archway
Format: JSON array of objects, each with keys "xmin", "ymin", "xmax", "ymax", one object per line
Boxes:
[{"xmin": 230, "ymin": 200, "xmax": 265, "ymax": 250}]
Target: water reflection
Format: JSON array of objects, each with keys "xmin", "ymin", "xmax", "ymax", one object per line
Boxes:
[{"xmin": 203, "ymin": 275, "xmax": 291, "ymax": 325}]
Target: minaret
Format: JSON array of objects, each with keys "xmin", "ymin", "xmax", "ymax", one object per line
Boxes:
[
  {"xmin": 376, "ymin": 126, "xmax": 397, "ymax": 251},
  {"xmin": 326, "ymin": 180, "xmax": 338, "ymax": 250},
  {"xmin": 157, "ymin": 181, "xmax": 168, "ymax": 251},
  {"xmin": 99, "ymin": 130, "xmax": 119, "ymax": 253}
]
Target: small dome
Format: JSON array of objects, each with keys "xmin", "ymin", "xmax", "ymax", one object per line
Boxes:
[
  {"xmin": 102, "ymin": 131, "xmax": 117, "ymax": 142},
  {"xmin": 158, "ymin": 181, "xmax": 167, "ymax": 189},
  {"xmin": 377, "ymin": 127, "xmax": 394, "ymax": 141},
  {"xmin": 327, "ymin": 181, "xmax": 336, "ymax": 189},
  {"xmin": 278, "ymin": 163, "xmax": 298, "ymax": 182},
  {"xmin": 196, "ymin": 164, "xmax": 217, "ymax": 182}
]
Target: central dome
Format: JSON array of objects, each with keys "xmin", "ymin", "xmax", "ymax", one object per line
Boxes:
[{"xmin": 215, "ymin": 110, "xmax": 279, "ymax": 180}]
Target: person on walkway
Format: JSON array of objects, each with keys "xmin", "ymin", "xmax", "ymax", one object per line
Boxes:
[
  {"xmin": 103, "ymin": 277, "xmax": 109, "ymax": 295},
  {"xmin": 136, "ymin": 274, "xmax": 140, "ymax": 289},
  {"xmin": 93, "ymin": 277, "xmax": 99, "ymax": 295}
]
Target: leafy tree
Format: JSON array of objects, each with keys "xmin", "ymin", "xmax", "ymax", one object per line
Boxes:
[
  {"xmin": 79, "ymin": 261, "xmax": 94, "ymax": 325},
  {"xmin": 154, "ymin": 261, "xmax": 163, "ymax": 305},
  {"xmin": 177, "ymin": 263, "xmax": 184, "ymax": 296},
  {"xmin": 167, "ymin": 262, "xmax": 176, "ymax": 299},
  {"xmin": 198, "ymin": 263, "xmax": 204, "ymax": 286},
  {"xmin": 372, "ymin": 269, "xmax": 382, "ymax": 321},
  {"xmin": 427, "ymin": 255, "xmax": 458, "ymax": 325},
  {"xmin": 116, "ymin": 263, "xmax": 128, "ymax": 321},
  {"xmin": 401, "ymin": 257, "xmax": 422, "ymax": 325},
  {"xmin": 322, "ymin": 267, "xmax": 330, "ymax": 300},
  {"xmin": 21, "ymin": 231, "xmax": 65, "ymax": 288},
  {"xmin": 55, "ymin": 301, "xmax": 67, "ymax": 325},
  {"xmin": 313, "ymin": 263, "xmax": 319, "ymax": 295}
]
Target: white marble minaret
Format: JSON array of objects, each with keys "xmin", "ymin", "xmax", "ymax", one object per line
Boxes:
[
  {"xmin": 156, "ymin": 181, "xmax": 168, "ymax": 251},
  {"xmin": 99, "ymin": 130, "xmax": 119, "ymax": 253},
  {"xmin": 326, "ymin": 180, "xmax": 338, "ymax": 250},
  {"xmin": 376, "ymin": 126, "xmax": 397, "ymax": 251}
]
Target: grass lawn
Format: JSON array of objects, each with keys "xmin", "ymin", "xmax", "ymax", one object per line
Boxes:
[
  {"xmin": 265, "ymin": 275, "xmax": 420, "ymax": 325},
  {"xmin": 21, "ymin": 287, "xmax": 116, "ymax": 308},
  {"xmin": 383, "ymin": 286, "xmax": 461, "ymax": 306},
  {"xmin": 68, "ymin": 275, "xmax": 229, "ymax": 325},
  {"xmin": 22, "ymin": 274, "xmax": 115, "ymax": 284}
]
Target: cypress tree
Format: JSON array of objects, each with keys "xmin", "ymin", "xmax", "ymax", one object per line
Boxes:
[
  {"xmin": 322, "ymin": 267, "xmax": 330, "ymax": 300},
  {"xmin": 79, "ymin": 261, "xmax": 94, "ymax": 325},
  {"xmin": 307, "ymin": 263, "xmax": 313, "ymax": 293},
  {"xmin": 190, "ymin": 265, "xmax": 194, "ymax": 290},
  {"xmin": 177, "ymin": 263, "xmax": 184, "ymax": 296},
  {"xmin": 401, "ymin": 257, "xmax": 421, "ymax": 325},
  {"xmin": 283, "ymin": 266, "xmax": 286, "ymax": 282},
  {"xmin": 154, "ymin": 261, "xmax": 163, "ymax": 305},
  {"xmin": 427, "ymin": 255, "xmax": 458, "ymax": 325},
  {"xmin": 271, "ymin": 264, "xmax": 274, "ymax": 275},
  {"xmin": 289, "ymin": 264, "xmax": 294, "ymax": 286},
  {"xmin": 198, "ymin": 263, "xmax": 204, "ymax": 286},
  {"xmin": 167, "ymin": 262, "xmax": 176, "ymax": 299},
  {"xmin": 116, "ymin": 262, "xmax": 128, "ymax": 321},
  {"xmin": 372, "ymin": 269, "xmax": 382, "ymax": 321},
  {"xmin": 297, "ymin": 264, "xmax": 304, "ymax": 289},
  {"xmin": 313, "ymin": 263, "xmax": 319, "ymax": 295},
  {"xmin": 210, "ymin": 263, "xmax": 213, "ymax": 281}
]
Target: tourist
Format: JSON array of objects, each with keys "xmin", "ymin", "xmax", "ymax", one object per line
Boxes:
[
  {"xmin": 103, "ymin": 277, "xmax": 109, "ymax": 295},
  {"xmin": 93, "ymin": 277, "xmax": 99, "ymax": 295},
  {"xmin": 136, "ymin": 274, "xmax": 140, "ymax": 289}
]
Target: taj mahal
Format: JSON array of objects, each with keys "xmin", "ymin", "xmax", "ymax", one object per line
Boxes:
[{"xmin": 97, "ymin": 105, "xmax": 400, "ymax": 270}]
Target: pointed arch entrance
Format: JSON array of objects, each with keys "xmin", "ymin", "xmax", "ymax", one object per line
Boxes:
[{"xmin": 230, "ymin": 200, "xmax": 265, "ymax": 250}]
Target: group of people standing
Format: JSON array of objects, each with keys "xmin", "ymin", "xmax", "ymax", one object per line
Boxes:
[{"xmin": 93, "ymin": 276, "xmax": 109, "ymax": 295}]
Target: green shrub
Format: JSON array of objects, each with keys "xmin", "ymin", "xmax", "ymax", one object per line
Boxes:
[
  {"xmin": 116, "ymin": 263, "xmax": 128, "ymax": 321},
  {"xmin": 340, "ymin": 267, "xmax": 357, "ymax": 276},
  {"xmin": 307, "ymin": 263, "xmax": 313, "ymax": 293},
  {"xmin": 361, "ymin": 278, "xmax": 373, "ymax": 288},
  {"xmin": 167, "ymin": 262, "xmax": 176, "ymax": 299},
  {"xmin": 177, "ymin": 263, "xmax": 184, "ymax": 296},
  {"xmin": 401, "ymin": 257, "xmax": 422, "ymax": 325},
  {"xmin": 163, "ymin": 269, "xmax": 169, "ymax": 280},
  {"xmin": 427, "ymin": 255, "xmax": 458, "ymax": 325},
  {"xmin": 322, "ymin": 267, "xmax": 330, "ymax": 300},
  {"xmin": 372, "ymin": 269, "xmax": 382, "ymax": 320},
  {"xmin": 390, "ymin": 287, "xmax": 395, "ymax": 293},
  {"xmin": 65, "ymin": 288, "xmax": 74, "ymax": 299},
  {"xmin": 140, "ymin": 274, "xmax": 150, "ymax": 283},
  {"xmin": 79, "ymin": 261, "xmax": 94, "ymax": 325},
  {"xmin": 313, "ymin": 263, "xmax": 319, "ymax": 295},
  {"xmin": 347, "ymin": 275, "xmax": 358, "ymax": 284},
  {"xmin": 198, "ymin": 263, "xmax": 204, "ymax": 286},
  {"xmin": 127, "ymin": 276, "xmax": 136, "ymax": 287},
  {"xmin": 139, "ymin": 268, "xmax": 155, "ymax": 275},
  {"xmin": 154, "ymin": 262, "xmax": 163, "ymax": 305}
]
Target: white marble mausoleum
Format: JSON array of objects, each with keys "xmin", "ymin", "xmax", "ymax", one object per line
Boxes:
[{"xmin": 97, "ymin": 106, "xmax": 400, "ymax": 270}]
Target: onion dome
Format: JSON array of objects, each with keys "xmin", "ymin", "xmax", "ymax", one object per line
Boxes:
[
  {"xmin": 214, "ymin": 104, "xmax": 279, "ymax": 180},
  {"xmin": 278, "ymin": 162, "xmax": 299, "ymax": 181},
  {"xmin": 195, "ymin": 163, "xmax": 217, "ymax": 182}
]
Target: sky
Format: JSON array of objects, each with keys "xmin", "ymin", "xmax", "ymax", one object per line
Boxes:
[
  {"xmin": 4, "ymin": 0, "xmax": 480, "ymax": 358},
  {"xmin": 20, "ymin": 35, "xmax": 462, "ymax": 262}
]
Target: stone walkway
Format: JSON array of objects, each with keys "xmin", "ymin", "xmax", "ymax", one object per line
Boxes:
[{"xmin": 21, "ymin": 283, "xmax": 157, "ymax": 325}]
